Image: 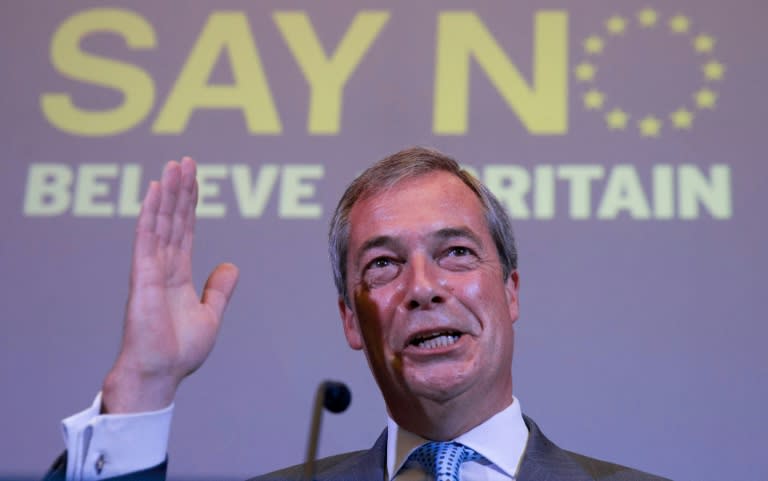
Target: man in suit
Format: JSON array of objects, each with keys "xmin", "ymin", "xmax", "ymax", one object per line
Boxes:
[{"xmin": 51, "ymin": 147, "xmax": 670, "ymax": 480}]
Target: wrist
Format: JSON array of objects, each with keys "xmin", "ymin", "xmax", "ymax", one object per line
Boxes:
[{"xmin": 102, "ymin": 365, "xmax": 179, "ymax": 414}]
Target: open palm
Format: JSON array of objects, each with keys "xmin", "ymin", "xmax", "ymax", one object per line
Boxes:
[{"xmin": 103, "ymin": 158, "xmax": 238, "ymax": 413}]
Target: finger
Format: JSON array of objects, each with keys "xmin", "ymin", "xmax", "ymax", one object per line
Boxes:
[
  {"xmin": 155, "ymin": 161, "xmax": 182, "ymax": 246},
  {"xmin": 134, "ymin": 181, "xmax": 161, "ymax": 259},
  {"xmin": 180, "ymin": 172, "xmax": 198, "ymax": 255},
  {"xmin": 170, "ymin": 157, "xmax": 197, "ymax": 249},
  {"xmin": 201, "ymin": 263, "xmax": 240, "ymax": 320}
]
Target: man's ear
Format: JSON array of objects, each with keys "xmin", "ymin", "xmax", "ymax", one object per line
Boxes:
[
  {"xmin": 339, "ymin": 297, "xmax": 364, "ymax": 350},
  {"xmin": 505, "ymin": 271, "xmax": 520, "ymax": 323}
]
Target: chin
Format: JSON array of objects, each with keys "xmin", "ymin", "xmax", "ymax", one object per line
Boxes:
[{"xmin": 404, "ymin": 365, "xmax": 476, "ymax": 403}]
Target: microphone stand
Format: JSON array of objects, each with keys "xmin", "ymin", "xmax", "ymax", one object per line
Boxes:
[{"xmin": 303, "ymin": 381, "xmax": 351, "ymax": 481}]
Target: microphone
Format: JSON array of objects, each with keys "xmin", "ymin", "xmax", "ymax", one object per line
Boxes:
[
  {"xmin": 303, "ymin": 381, "xmax": 351, "ymax": 481},
  {"xmin": 322, "ymin": 380, "xmax": 352, "ymax": 413}
]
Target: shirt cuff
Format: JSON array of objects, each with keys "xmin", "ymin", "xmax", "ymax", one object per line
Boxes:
[{"xmin": 62, "ymin": 392, "xmax": 173, "ymax": 481}]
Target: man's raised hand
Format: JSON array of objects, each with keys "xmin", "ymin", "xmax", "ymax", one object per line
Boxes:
[{"xmin": 102, "ymin": 158, "xmax": 239, "ymax": 413}]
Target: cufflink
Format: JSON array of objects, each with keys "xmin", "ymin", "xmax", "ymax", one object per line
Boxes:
[{"xmin": 95, "ymin": 454, "xmax": 105, "ymax": 475}]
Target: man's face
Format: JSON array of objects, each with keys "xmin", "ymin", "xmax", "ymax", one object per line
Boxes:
[{"xmin": 339, "ymin": 171, "xmax": 519, "ymax": 434}]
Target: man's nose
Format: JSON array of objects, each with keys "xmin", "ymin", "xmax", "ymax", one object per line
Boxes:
[{"xmin": 404, "ymin": 255, "xmax": 446, "ymax": 310}]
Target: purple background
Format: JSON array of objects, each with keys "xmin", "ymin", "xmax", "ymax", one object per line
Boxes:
[{"xmin": 1, "ymin": 1, "xmax": 766, "ymax": 480}]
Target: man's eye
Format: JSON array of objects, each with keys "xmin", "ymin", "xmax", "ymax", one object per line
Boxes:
[
  {"xmin": 371, "ymin": 257, "xmax": 393, "ymax": 268},
  {"xmin": 363, "ymin": 256, "xmax": 400, "ymax": 288},
  {"xmin": 439, "ymin": 246, "xmax": 479, "ymax": 271},
  {"xmin": 447, "ymin": 246, "xmax": 471, "ymax": 257}
]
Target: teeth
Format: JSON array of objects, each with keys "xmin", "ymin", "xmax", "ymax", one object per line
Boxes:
[{"xmin": 416, "ymin": 333, "xmax": 460, "ymax": 349}]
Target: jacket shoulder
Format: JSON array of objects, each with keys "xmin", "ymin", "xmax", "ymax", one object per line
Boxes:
[
  {"xmin": 249, "ymin": 430, "xmax": 387, "ymax": 481},
  {"xmin": 564, "ymin": 450, "xmax": 673, "ymax": 481},
  {"xmin": 248, "ymin": 450, "xmax": 372, "ymax": 481}
]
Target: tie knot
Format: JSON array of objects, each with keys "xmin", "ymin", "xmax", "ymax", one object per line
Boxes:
[{"xmin": 406, "ymin": 441, "xmax": 483, "ymax": 481}]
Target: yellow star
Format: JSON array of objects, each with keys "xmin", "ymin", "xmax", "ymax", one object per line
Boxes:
[
  {"xmin": 695, "ymin": 88, "xmax": 718, "ymax": 109},
  {"xmin": 583, "ymin": 89, "xmax": 605, "ymax": 110},
  {"xmin": 605, "ymin": 108, "xmax": 629, "ymax": 130},
  {"xmin": 670, "ymin": 108, "xmax": 694, "ymax": 129},
  {"xmin": 574, "ymin": 62, "xmax": 597, "ymax": 82},
  {"xmin": 694, "ymin": 34, "xmax": 716, "ymax": 53},
  {"xmin": 584, "ymin": 35, "xmax": 604, "ymax": 54},
  {"xmin": 639, "ymin": 116, "xmax": 662, "ymax": 137},
  {"xmin": 637, "ymin": 8, "xmax": 658, "ymax": 28},
  {"xmin": 669, "ymin": 14, "xmax": 690, "ymax": 34},
  {"xmin": 703, "ymin": 60, "xmax": 725, "ymax": 81},
  {"xmin": 606, "ymin": 15, "xmax": 627, "ymax": 35}
]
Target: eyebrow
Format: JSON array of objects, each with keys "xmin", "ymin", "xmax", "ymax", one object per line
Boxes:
[{"xmin": 432, "ymin": 227, "xmax": 484, "ymax": 247}]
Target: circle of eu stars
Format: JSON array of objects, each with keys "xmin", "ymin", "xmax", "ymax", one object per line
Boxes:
[{"xmin": 575, "ymin": 8, "xmax": 725, "ymax": 138}]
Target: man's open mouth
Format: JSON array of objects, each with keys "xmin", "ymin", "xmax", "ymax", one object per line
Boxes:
[{"xmin": 409, "ymin": 331, "xmax": 462, "ymax": 349}]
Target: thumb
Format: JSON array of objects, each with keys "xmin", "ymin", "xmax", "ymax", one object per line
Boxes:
[{"xmin": 201, "ymin": 262, "xmax": 240, "ymax": 319}]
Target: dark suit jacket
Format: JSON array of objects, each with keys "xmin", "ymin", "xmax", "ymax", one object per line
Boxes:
[
  {"xmin": 254, "ymin": 416, "xmax": 671, "ymax": 481},
  {"xmin": 45, "ymin": 416, "xmax": 671, "ymax": 481}
]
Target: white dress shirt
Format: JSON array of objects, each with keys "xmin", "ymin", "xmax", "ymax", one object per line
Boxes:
[
  {"xmin": 62, "ymin": 395, "xmax": 528, "ymax": 481},
  {"xmin": 388, "ymin": 397, "xmax": 529, "ymax": 481}
]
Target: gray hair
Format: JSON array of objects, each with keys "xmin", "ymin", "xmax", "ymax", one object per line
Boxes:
[{"xmin": 329, "ymin": 147, "xmax": 517, "ymax": 306}]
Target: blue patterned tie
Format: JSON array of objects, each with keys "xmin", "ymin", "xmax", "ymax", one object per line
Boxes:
[{"xmin": 406, "ymin": 441, "xmax": 483, "ymax": 481}]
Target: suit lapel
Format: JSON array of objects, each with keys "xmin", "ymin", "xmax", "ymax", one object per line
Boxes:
[{"xmin": 516, "ymin": 416, "xmax": 593, "ymax": 481}]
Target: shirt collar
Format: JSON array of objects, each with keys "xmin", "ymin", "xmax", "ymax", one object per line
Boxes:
[{"xmin": 386, "ymin": 396, "xmax": 529, "ymax": 480}]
